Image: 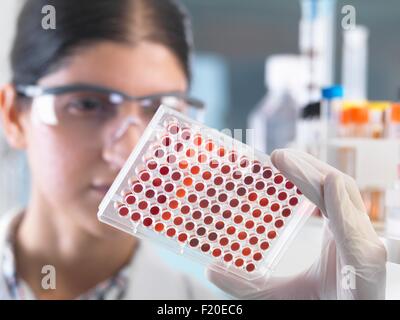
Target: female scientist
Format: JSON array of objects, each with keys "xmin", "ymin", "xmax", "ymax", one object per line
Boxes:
[{"xmin": 0, "ymin": 0, "xmax": 386, "ymax": 299}]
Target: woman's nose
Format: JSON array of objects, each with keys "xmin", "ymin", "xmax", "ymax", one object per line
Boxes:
[{"xmin": 102, "ymin": 115, "xmax": 144, "ymax": 170}]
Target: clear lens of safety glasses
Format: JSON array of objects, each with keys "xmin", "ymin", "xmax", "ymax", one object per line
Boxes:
[
  {"xmin": 109, "ymin": 98, "xmax": 205, "ymax": 146},
  {"xmin": 17, "ymin": 84, "xmax": 205, "ymax": 147}
]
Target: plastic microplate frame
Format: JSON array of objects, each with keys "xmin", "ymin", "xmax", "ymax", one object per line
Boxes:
[{"xmin": 98, "ymin": 105, "xmax": 315, "ymax": 285}]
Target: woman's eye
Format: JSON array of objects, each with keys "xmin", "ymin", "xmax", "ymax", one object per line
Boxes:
[{"xmin": 66, "ymin": 98, "xmax": 106, "ymax": 115}]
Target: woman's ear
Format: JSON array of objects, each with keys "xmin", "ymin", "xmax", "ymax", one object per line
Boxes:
[{"xmin": 0, "ymin": 84, "xmax": 28, "ymax": 150}]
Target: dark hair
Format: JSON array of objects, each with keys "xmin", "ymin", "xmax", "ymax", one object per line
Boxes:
[{"xmin": 11, "ymin": 0, "xmax": 193, "ymax": 85}]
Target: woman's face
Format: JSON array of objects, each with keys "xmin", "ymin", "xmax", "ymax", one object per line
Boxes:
[{"xmin": 21, "ymin": 41, "xmax": 188, "ymax": 237}]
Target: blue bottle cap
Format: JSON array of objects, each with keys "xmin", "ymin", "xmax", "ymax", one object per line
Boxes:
[{"xmin": 322, "ymin": 85, "xmax": 344, "ymax": 99}]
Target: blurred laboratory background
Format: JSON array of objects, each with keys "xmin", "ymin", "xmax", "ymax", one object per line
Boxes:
[{"xmin": 1, "ymin": 0, "xmax": 400, "ymax": 298}]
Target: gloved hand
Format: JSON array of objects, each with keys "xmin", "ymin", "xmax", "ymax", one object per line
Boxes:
[{"xmin": 207, "ymin": 149, "xmax": 387, "ymax": 300}]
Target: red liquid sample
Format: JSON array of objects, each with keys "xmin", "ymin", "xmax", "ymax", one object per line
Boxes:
[
  {"xmin": 145, "ymin": 189, "xmax": 155, "ymax": 199},
  {"xmin": 202, "ymin": 171, "xmax": 212, "ymax": 180},
  {"xmin": 154, "ymin": 222, "xmax": 164, "ymax": 232},
  {"xmin": 263, "ymin": 214, "xmax": 273, "ymax": 223},
  {"xmin": 199, "ymin": 199, "xmax": 209, "ymax": 209},
  {"xmin": 243, "ymin": 176, "xmax": 254, "ymax": 185},
  {"xmin": 220, "ymin": 237, "xmax": 229, "ymax": 246},
  {"xmin": 189, "ymin": 238, "xmax": 199, "ymax": 247},
  {"xmin": 171, "ymin": 171, "xmax": 182, "ymax": 181},
  {"xmin": 277, "ymin": 191, "xmax": 288, "ymax": 201},
  {"xmin": 180, "ymin": 205, "xmax": 190, "ymax": 215},
  {"xmin": 271, "ymin": 203, "xmax": 280, "ymax": 212},
  {"xmin": 195, "ymin": 182, "xmax": 205, "ymax": 192},
  {"xmin": 211, "ymin": 203, "xmax": 220, "ymax": 213},
  {"xmin": 193, "ymin": 134, "xmax": 202, "ymax": 146},
  {"xmin": 131, "ymin": 182, "xmax": 143, "ymax": 193},
  {"xmin": 224, "ymin": 253, "xmax": 233, "ymax": 262},
  {"xmin": 159, "ymin": 166, "xmax": 170, "ymax": 176},
  {"xmin": 249, "ymin": 236, "xmax": 258, "ymax": 245},
  {"xmin": 152, "ymin": 178, "xmax": 162, "ymax": 187},
  {"xmin": 263, "ymin": 168, "xmax": 273, "ymax": 179},
  {"xmin": 146, "ymin": 160, "xmax": 158, "ymax": 170},
  {"xmin": 192, "ymin": 210, "xmax": 202, "ymax": 220},
  {"xmin": 169, "ymin": 200, "xmax": 179, "ymax": 210},
  {"xmin": 166, "ymin": 227, "xmax": 176, "ymax": 237},
  {"xmin": 162, "ymin": 135, "xmax": 172, "ymax": 146},
  {"xmin": 252, "ymin": 208, "xmax": 262, "ymax": 218},
  {"xmin": 168, "ymin": 123, "xmax": 180, "ymax": 134},
  {"xmin": 188, "ymin": 194, "xmax": 198, "ymax": 203},
  {"xmin": 242, "ymin": 247, "xmax": 251, "ymax": 256},
  {"xmin": 215, "ymin": 220, "xmax": 225, "ymax": 230},
  {"xmin": 131, "ymin": 212, "xmax": 141, "ymax": 222},
  {"xmin": 143, "ymin": 217, "xmax": 153, "ymax": 227},
  {"xmin": 289, "ymin": 196, "xmax": 299, "ymax": 206},
  {"xmin": 256, "ymin": 225, "xmax": 266, "ymax": 234},
  {"xmin": 274, "ymin": 174, "xmax": 284, "ymax": 184},
  {"xmin": 245, "ymin": 220, "xmax": 255, "ymax": 229},
  {"xmin": 231, "ymin": 242, "xmax": 240, "ymax": 251},
  {"xmin": 185, "ymin": 221, "xmax": 195, "ymax": 231},
  {"xmin": 222, "ymin": 209, "xmax": 232, "ymax": 219},
  {"xmin": 174, "ymin": 217, "xmax": 183, "ymax": 226},
  {"xmin": 201, "ymin": 243, "xmax": 210, "ymax": 252},
  {"xmin": 246, "ymin": 263, "xmax": 255, "ymax": 272},
  {"xmin": 150, "ymin": 205, "xmax": 160, "ymax": 215},
  {"xmin": 275, "ymin": 219, "xmax": 284, "ymax": 228},
  {"xmin": 226, "ymin": 226, "xmax": 236, "ymax": 235},
  {"xmin": 241, "ymin": 203, "xmax": 250, "ymax": 213},
  {"xmin": 118, "ymin": 205, "xmax": 129, "ymax": 217},
  {"xmin": 208, "ymin": 232, "xmax": 218, "ymax": 241},
  {"xmin": 259, "ymin": 197, "xmax": 269, "ymax": 207},
  {"xmin": 253, "ymin": 252, "xmax": 263, "ymax": 261},
  {"xmin": 247, "ymin": 192, "xmax": 258, "ymax": 201},
  {"xmin": 205, "ymin": 140, "xmax": 214, "ymax": 151},
  {"xmin": 218, "ymin": 193, "xmax": 228, "ymax": 202},
  {"xmin": 125, "ymin": 194, "xmax": 136, "ymax": 205},
  {"xmin": 164, "ymin": 182, "xmax": 175, "ymax": 193},
  {"xmin": 162, "ymin": 211, "xmax": 171, "ymax": 220},
  {"xmin": 282, "ymin": 207, "xmax": 291, "ymax": 217},
  {"xmin": 138, "ymin": 200, "xmax": 148, "ymax": 210},
  {"xmin": 214, "ymin": 176, "xmax": 224, "ymax": 186},
  {"xmin": 237, "ymin": 231, "xmax": 247, "ymax": 240},
  {"xmin": 212, "ymin": 248, "xmax": 222, "ymax": 257},
  {"xmin": 229, "ymin": 199, "xmax": 239, "ymax": 208},
  {"xmin": 196, "ymin": 226, "xmax": 207, "ymax": 236},
  {"xmin": 181, "ymin": 129, "xmax": 191, "ymax": 140},
  {"xmin": 178, "ymin": 233, "xmax": 188, "ymax": 243},
  {"xmin": 190, "ymin": 165, "xmax": 200, "ymax": 175},
  {"xmin": 179, "ymin": 160, "xmax": 189, "ymax": 169},
  {"xmin": 268, "ymin": 230, "xmax": 277, "ymax": 239},
  {"xmin": 203, "ymin": 215, "xmax": 213, "ymax": 225},
  {"xmin": 157, "ymin": 194, "xmax": 167, "ymax": 204},
  {"xmin": 233, "ymin": 214, "xmax": 243, "ymax": 224},
  {"xmin": 139, "ymin": 171, "xmax": 151, "ymax": 182},
  {"xmin": 235, "ymin": 258, "xmax": 244, "ymax": 267}
]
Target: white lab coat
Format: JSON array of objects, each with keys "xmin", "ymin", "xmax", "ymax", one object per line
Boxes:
[{"xmin": 0, "ymin": 209, "xmax": 220, "ymax": 300}]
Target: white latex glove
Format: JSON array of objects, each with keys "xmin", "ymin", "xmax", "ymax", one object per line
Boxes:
[{"xmin": 207, "ymin": 149, "xmax": 387, "ymax": 300}]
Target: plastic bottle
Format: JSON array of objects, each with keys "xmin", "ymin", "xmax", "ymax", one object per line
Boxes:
[
  {"xmin": 320, "ymin": 85, "xmax": 343, "ymax": 161},
  {"xmin": 387, "ymin": 103, "xmax": 400, "ymax": 139},
  {"xmin": 247, "ymin": 55, "xmax": 308, "ymax": 154}
]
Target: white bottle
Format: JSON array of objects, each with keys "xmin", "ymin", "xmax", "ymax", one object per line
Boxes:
[{"xmin": 248, "ymin": 55, "xmax": 308, "ymax": 154}]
